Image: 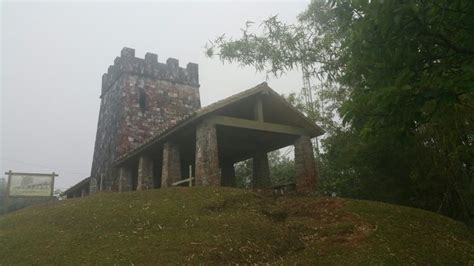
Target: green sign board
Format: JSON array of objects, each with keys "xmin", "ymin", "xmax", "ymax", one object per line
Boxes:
[{"xmin": 5, "ymin": 171, "xmax": 57, "ymax": 198}]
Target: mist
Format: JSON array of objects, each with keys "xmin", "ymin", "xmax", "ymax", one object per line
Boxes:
[{"xmin": 1, "ymin": 1, "xmax": 308, "ymax": 189}]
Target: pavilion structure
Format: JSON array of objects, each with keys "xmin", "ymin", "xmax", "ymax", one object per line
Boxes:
[{"xmin": 112, "ymin": 82, "xmax": 324, "ymax": 193}]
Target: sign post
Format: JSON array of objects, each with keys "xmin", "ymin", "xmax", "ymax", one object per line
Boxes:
[
  {"xmin": 4, "ymin": 171, "xmax": 58, "ymax": 212},
  {"xmin": 3, "ymin": 170, "xmax": 12, "ymax": 214}
]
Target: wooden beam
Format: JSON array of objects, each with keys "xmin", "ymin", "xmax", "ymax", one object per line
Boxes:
[
  {"xmin": 206, "ymin": 115, "xmax": 310, "ymax": 136},
  {"xmin": 220, "ymin": 141, "xmax": 295, "ymax": 164},
  {"xmin": 172, "ymin": 177, "xmax": 194, "ymax": 186}
]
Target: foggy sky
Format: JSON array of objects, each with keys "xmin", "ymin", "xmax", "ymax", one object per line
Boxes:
[{"xmin": 1, "ymin": 1, "xmax": 308, "ymax": 189}]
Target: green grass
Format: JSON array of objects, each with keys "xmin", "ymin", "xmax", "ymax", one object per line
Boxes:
[{"xmin": 0, "ymin": 187, "xmax": 473, "ymax": 264}]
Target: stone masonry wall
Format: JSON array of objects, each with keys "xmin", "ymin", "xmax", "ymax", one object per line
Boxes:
[
  {"xmin": 90, "ymin": 47, "xmax": 200, "ymax": 192},
  {"xmin": 252, "ymin": 152, "xmax": 271, "ymax": 188},
  {"xmin": 90, "ymin": 76, "xmax": 126, "ymax": 192},
  {"xmin": 137, "ymin": 155, "xmax": 154, "ymax": 191},
  {"xmin": 119, "ymin": 167, "xmax": 132, "ymax": 192},
  {"xmin": 161, "ymin": 142, "xmax": 182, "ymax": 187},
  {"xmin": 195, "ymin": 122, "xmax": 221, "ymax": 186},
  {"xmin": 116, "ymin": 75, "xmax": 200, "ymax": 156},
  {"xmin": 294, "ymin": 135, "xmax": 318, "ymax": 193}
]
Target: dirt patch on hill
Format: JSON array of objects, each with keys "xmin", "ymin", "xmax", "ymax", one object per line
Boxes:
[{"xmin": 270, "ymin": 196, "xmax": 377, "ymax": 248}]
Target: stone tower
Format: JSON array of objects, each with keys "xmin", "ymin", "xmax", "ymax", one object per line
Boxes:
[{"xmin": 90, "ymin": 47, "xmax": 201, "ymax": 192}]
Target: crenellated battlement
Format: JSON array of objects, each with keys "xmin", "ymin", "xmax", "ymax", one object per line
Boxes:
[
  {"xmin": 101, "ymin": 47, "xmax": 199, "ymax": 98},
  {"xmin": 91, "ymin": 47, "xmax": 201, "ymax": 192}
]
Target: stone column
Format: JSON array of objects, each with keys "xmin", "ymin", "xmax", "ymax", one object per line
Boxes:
[
  {"xmin": 89, "ymin": 177, "xmax": 98, "ymax": 193},
  {"xmin": 137, "ymin": 155, "xmax": 154, "ymax": 191},
  {"xmin": 252, "ymin": 151, "xmax": 271, "ymax": 188},
  {"xmin": 221, "ymin": 162, "xmax": 236, "ymax": 187},
  {"xmin": 118, "ymin": 167, "xmax": 133, "ymax": 192},
  {"xmin": 161, "ymin": 142, "xmax": 182, "ymax": 187},
  {"xmin": 294, "ymin": 135, "xmax": 318, "ymax": 193},
  {"xmin": 195, "ymin": 122, "xmax": 221, "ymax": 186}
]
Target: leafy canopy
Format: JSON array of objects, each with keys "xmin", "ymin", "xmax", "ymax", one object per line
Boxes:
[{"xmin": 206, "ymin": 0, "xmax": 474, "ymax": 222}]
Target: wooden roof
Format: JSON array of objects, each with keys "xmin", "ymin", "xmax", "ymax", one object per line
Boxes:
[{"xmin": 62, "ymin": 177, "xmax": 90, "ymax": 196}]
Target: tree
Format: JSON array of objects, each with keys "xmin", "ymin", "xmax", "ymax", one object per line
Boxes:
[
  {"xmin": 234, "ymin": 150, "xmax": 296, "ymax": 188},
  {"xmin": 234, "ymin": 159, "xmax": 252, "ymax": 188},
  {"xmin": 268, "ymin": 149, "xmax": 295, "ymax": 186},
  {"xmin": 206, "ymin": 0, "xmax": 474, "ymax": 222}
]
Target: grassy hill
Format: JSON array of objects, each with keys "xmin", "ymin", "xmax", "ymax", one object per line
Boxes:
[{"xmin": 0, "ymin": 187, "xmax": 473, "ymax": 264}]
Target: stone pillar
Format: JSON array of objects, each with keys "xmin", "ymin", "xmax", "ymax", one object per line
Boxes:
[
  {"xmin": 221, "ymin": 162, "xmax": 236, "ymax": 187},
  {"xmin": 89, "ymin": 177, "xmax": 98, "ymax": 193},
  {"xmin": 252, "ymin": 151, "xmax": 271, "ymax": 188},
  {"xmin": 161, "ymin": 142, "xmax": 182, "ymax": 187},
  {"xmin": 118, "ymin": 167, "xmax": 133, "ymax": 192},
  {"xmin": 294, "ymin": 135, "xmax": 318, "ymax": 193},
  {"xmin": 137, "ymin": 155, "xmax": 154, "ymax": 191},
  {"xmin": 195, "ymin": 122, "xmax": 221, "ymax": 186}
]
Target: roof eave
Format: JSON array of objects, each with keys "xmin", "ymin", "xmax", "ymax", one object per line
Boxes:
[
  {"xmin": 62, "ymin": 177, "xmax": 90, "ymax": 195},
  {"xmin": 114, "ymin": 82, "xmax": 326, "ymax": 166}
]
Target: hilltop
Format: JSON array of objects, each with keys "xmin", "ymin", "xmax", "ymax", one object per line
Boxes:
[{"xmin": 0, "ymin": 187, "xmax": 473, "ymax": 264}]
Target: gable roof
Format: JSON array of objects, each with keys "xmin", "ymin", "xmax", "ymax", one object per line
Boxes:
[
  {"xmin": 62, "ymin": 177, "xmax": 90, "ymax": 196},
  {"xmin": 115, "ymin": 82, "xmax": 324, "ymax": 165}
]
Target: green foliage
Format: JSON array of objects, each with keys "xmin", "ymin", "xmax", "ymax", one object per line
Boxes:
[
  {"xmin": 206, "ymin": 0, "xmax": 474, "ymax": 222},
  {"xmin": 234, "ymin": 150, "xmax": 295, "ymax": 188},
  {"xmin": 269, "ymin": 150, "xmax": 295, "ymax": 186},
  {"xmin": 319, "ymin": 129, "xmax": 414, "ymax": 204},
  {"xmin": 1, "ymin": 188, "xmax": 473, "ymax": 264},
  {"xmin": 316, "ymin": 0, "xmax": 474, "ymax": 222},
  {"xmin": 234, "ymin": 159, "xmax": 252, "ymax": 188}
]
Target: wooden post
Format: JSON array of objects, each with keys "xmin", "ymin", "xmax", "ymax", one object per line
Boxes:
[
  {"xmin": 189, "ymin": 165, "xmax": 192, "ymax": 187},
  {"xmin": 4, "ymin": 170, "xmax": 12, "ymax": 214},
  {"xmin": 50, "ymin": 172, "xmax": 57, "ymax": 205},
  {"xmin": 99, "ymin": 174, "xmax": 104, "ymax": 191}
]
